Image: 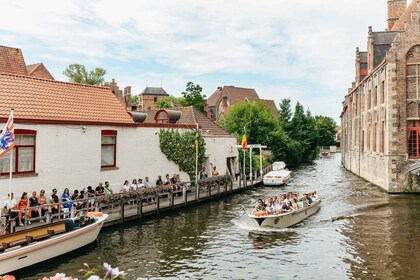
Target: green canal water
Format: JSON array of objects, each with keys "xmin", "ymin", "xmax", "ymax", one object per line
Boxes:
[{"xmin": 18, "ymin": 154, "xmax": 420, "ymax": 279}]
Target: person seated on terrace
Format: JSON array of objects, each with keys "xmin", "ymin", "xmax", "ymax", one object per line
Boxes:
[
  {"xmin": 29, "ymin": 191, "xmax": 42, "ymax": 220},
  {"xmin": 104, "ymin": 181, "xmax": 113, "ymax": 194},
  {"xmin": 96, "ymin": 182, "xmax": 106, "ymax": 196},
  {"xmin": 121, "ymin": 180, "xmax": 130, "ymax": 192},
  {"xmin": 75, "ymin": 190, "xmax": 85, "ymax": 210},
  {"xmin": 164, "ymin": 174, "xmax": 171, "ymax": 185},
  {"xmin": 3, "ymin": 193, "xmax": 20, "ymax": 224},
  {"xmin": 156, "ymin": 176, "xmax": 163, "ymax": 186},
  {"xmin": 130, "ymin": 179, "xmax": 138, "ymax": 191},
  {"xmin": 144, "ymin": 177, "xmax": 152, "ymax": 188},
  {"xmin": 138, "ymin": 179, "xmax": 145, "ymax": 189},
  {"xmin": 38, "ymin": 190, "xmax": 51, "ymax": 219}
]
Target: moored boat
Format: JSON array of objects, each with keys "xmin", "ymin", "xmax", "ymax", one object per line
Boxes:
[
  {"xmin": 249, "ymin": 200, "xmax": 321, "ymax": 228},
  {"xmin": 0, "ymin": 213, "xmax": 108, "ymax": 275},
  {"xmin": 263, "ymin": 161, "xmax": 292, "ymax": 186}
]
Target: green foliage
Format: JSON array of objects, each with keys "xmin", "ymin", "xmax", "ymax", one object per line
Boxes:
[
  {"xmin": 221, "ymin": 101, "xmax": 278, "ymax": 145},
  {"xmin": 130, "ymin": 95, "xmax": 139, "ymax": 104},
  {"xmin": 181, "ymin": 82, "xmax": 207, "ymax": 113},
  {"xmin": 159, "ymin": 129, "xmax": 206, "ymax": 180},
  {"xmin": 63, "ymin": 64, "xmax": 107, "ymax": 86},
  {"xmin": 315, "ymin": 115, "xmax": 337, "ymax": 146},
  {"xmin": 278, "ymin": 98, "xmax": 292, "ymax": 130},
  {"xmin": 156, "ymin": 98, "xmax": 173, "ymax": 109}
]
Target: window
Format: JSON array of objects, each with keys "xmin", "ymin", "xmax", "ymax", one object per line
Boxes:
[
  {"xmin": 380, "ymin": 121, "xmax": 385, "ymax": 153},
  {"xmin": 101, "ymin": 130, "xmax": 117, "ymax": 168},
  {"xmin": 154, "ymin": 97, "xmax": 158, "ymax": 102},
  {"xmin": 374, "ymin": 85, "xmax": 377, "ymax": 107},
  {"xmin": 406, "ymin": 45, "xmax": 420, "ymax": 99},
  {"xmin": 0, "ymin": 129, "xmax": 36, "ymax": 175},
  {"xmin": 155, "ymin": 110, "xmax": 169, "ymax": 124},
  {"xmin": 381, "ymin": 81, "xmax": 385, "ymax": 104},
  {"xmin": 368, "ymin": 89, "xmax": 371, "ymax": 109},
  {"xmin": 408, "ymin": 121, "xmax": 420, "ymax": 158},
  {"xmin": 373, "ymin": 123, "xmax": 377, "ymax": 152}
]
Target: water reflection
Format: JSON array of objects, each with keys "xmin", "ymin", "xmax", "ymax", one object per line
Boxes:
[{"xmin": 248, "ymin": 230, "xmax": 299, "ymax": 249}]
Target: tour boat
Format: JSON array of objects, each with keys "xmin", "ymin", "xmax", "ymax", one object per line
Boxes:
[
  {"xmin": 0, "ymin": 213, "xmax": 108, "ymax": 275},
  {"xmin": 249, "ymin": 200, "xmax": 321, "ymax": 228},
  {"xmin": 263, "ymin": 161, "xmax": 291, "ymax": 186}
]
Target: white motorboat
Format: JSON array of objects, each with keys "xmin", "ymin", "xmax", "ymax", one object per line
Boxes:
[
  {"xmin": 263, "ymin": 161, "xmax": 291, "ymax": 186},
  {"xmin": 249, "ymin": 200, "xmax": 321, "ymax": 228},
  {"xmin": 0, "ymin": 213, "xmax": 108, "ymax": 275}
]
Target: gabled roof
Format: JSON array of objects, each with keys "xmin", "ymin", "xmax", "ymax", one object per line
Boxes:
[
  {"xmin": 139, "ymin": 107, "xmax": 234, "ymax": 137},
  {"xmin": 260, "ymin": 99, "xmax": 279, "ymax": 119},
  {"xmin": 0, "ymin": 46, "xmax": 28, "ymax": 76},
  {"xmin": 0, "ymin": 73, "xmax": 134, "ymax": 125},
  {"xmin": 224, "ymin": 86, "xmax": 260, "ymax": 104},
  {"xmin": 206, "ymin": 88, "xmax": 222, "ymax": 107},
  {"xmin": 27, "ymin": 63, "xmax": 54, "ymax": 80},
  {"xmin": 140, "ymin": 87, "xmax": 169, "ymax": 96}
]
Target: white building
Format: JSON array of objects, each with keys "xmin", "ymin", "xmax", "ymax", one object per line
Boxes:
[{"xmin": 0, "ymin": 47, "xmax": 238, "ymax": 201}]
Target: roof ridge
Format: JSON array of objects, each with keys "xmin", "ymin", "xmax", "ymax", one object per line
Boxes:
[
  {"xmin": 190, "ymin": 106, "xmax": 197, "ymax": 124},
  {"xmin": 0, "ymin": 72, "xmax": 111, "ymax": 90}
]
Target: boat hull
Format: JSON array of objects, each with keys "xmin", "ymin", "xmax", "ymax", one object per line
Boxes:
[
  {"xmin": 0, "ymin": 214, "xmax": 108, "ymax": 275},
  {"xmin": 249, "ymin": 201, "xmax": 321, "ymax": 228}
]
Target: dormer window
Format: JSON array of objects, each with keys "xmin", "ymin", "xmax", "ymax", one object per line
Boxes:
[{"xmin": 155, "ymin": 110, "xmax": 169, "ymax": 124}]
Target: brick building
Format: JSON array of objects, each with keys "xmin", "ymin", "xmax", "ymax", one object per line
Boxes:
[
  {"xmin": 341, "ymin": 0, "xmax": 420, "ymax": 192},
  {"xmin": 205, "ymin": 85, "xmax": 278, "ymax": 122},
  {"xmin": 137, "ymin": 87, "xmax": 169, "ymax": 111}
]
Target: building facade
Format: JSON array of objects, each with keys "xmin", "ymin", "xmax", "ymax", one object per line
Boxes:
[
  {"xmin": 341, "ymin": 0, "xmax": 420, "ymax": 192},
  {"xmin": 0, "ymin": 47, "xmax": 238, "ymax": 202}
]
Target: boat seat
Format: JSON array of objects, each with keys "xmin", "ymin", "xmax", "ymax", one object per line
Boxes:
[
  {"xmin": 47, "ymin": 229, "xmax": 66, "ymax": 236},
  {"xmin": 2, "ymin": 238, "xmax": 30, "ymax": 249},
  {"xmin": 26, "ymin": 233, "xmax": 51, "ymax": 242}
]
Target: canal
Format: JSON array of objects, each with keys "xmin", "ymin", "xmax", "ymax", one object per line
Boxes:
[{"xmin": 19, "ymin": 154, "xmax": 420, "ymax": 279}]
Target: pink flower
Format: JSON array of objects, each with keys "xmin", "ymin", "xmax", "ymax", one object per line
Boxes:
[{"xmin": 2, "ymin": 275, "xmax": 16, "ymax": 280}]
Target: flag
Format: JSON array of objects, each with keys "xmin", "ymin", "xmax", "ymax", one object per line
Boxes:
[
  {"xmin": 241, "ymin": 133, "xmax": 247, "ymax": 151},
  {"xmin": 0, "ymin": 111, "xmax": 15, "ymax": 157},
  {"xmin": 195, "ymin": 124, "xmax": 199, "ymax": 154}
]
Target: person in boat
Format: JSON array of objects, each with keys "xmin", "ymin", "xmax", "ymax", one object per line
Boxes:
[
  {"xmin": 280, "ymin": 201, "xmax": 290, "ymax": 212},
  {"xmin": 265, "ymin": 197, "xmax": 276, "ymax": 214},
  {"xmin": 292, "ymin": 198, "xmax": 299, "ymax": 210},
  {"xmin": 29, "ymin": 191, "xmax": 42, "ymax": 220},
  {"xmin": 16, "ymin": 192, "xmax": 31, "ymax": 226},
  {"xmin": 287, "ymin": 201, "xmax": 295, "ymax": 211},
  {"xmin": 62, "ymin": 188, "xmax": 73, "ymax": 211},
  {"xmin": 253, "ymin": 199, "xmax": 266, "ymax": 212},
  {"xmin": 305, "ymin": 193, "xmax": 313, "ymax": 204}
]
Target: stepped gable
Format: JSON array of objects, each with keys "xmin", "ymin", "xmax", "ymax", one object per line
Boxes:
[
  {"xmin": 391, "ymin": 0, "xmax": 419, "ymax": 31},
  {"xmin": 0, "ymin": 45, "xmax": 28, "ymax": 76},
  {"xmin": 0, "ymin": 73, "xmax": 134, "ymax": 124},
  {"xmin": 27, "ymin": 63, "xmax": 54, "ymax": 80}
]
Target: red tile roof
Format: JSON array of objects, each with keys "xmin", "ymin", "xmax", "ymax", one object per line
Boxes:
[
  {"xmin": 0, "ymin": 46, "xmax": 28, "ymax": 76},
  {"xmin": 224, "ymin": 86, "xmax": 260, "ymax": 103},
  {"xmin": 206, "ymin": 88, "xmax": 222, "ymax": 107},
  {"xmin": 0, "ymin": 73, "xmax": 134, "ymax": 125}
]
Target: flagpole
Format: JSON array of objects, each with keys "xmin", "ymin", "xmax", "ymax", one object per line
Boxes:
[
  {"xmin": 195, "ymin": 123, "xmax": 199, "ymax": 199},
  {"xmin": 8, "ymin": 109, "xmax": 14, "ymax": 197},
  {"xmin": 243, "ymin": 126, "xmax": 246, "ymax": 185}
]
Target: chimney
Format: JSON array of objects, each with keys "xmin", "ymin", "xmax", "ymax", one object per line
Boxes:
[
  {"xmin": 355, "ymin": 47, "xmax": 360, "ymax": 84},
  {"xmin": 387, "ymin": 0, "xmax": 407, "ymax": 30},
  {"xmin": 217, "ymin": 86, "xmax": 223, "ymax": 91}
]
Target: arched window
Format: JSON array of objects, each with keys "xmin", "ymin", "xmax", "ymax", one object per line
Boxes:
[
  {"xmin": 0, "ymin": 129, "xmax": 36, "ymax": 175},
  {"xmin": 155, "ymin": 110, "xmax": 169, "ymax": 124}
]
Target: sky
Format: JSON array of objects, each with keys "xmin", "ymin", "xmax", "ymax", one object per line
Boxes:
[{"xmin": 0, "ymin": 0, "xmax": 392, "ymax": 122}]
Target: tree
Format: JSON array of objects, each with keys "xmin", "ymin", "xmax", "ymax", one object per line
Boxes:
[
  {"xmin": 156, "ymin": 98, "xmax": 173, "ymax": 109},
  {"xmin": 130, "ymin": 95, "xmax": 139, "ymax": 104},
  {"xmin": 278, "ymin": 98, "xmax": 292, "ymax": 131},
  {"xmin": 221, "ymin": 101, "xmax": 278, "ymax": 145},
  {"xmin": 181, "ymin": 82, "xmax": 206, "ymax": 113},
  {"xmin": 315, "ymin": 115, "xmax": 337, "ymax": 146},
  {"xmin": 63, "ymin": 64, "xmax": 107, "ymax": 86}
]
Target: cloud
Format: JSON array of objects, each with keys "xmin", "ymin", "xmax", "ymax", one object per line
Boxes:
[{"xmin": 0, "ymin": 0, "xmax": 390, "ymax": 121}]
